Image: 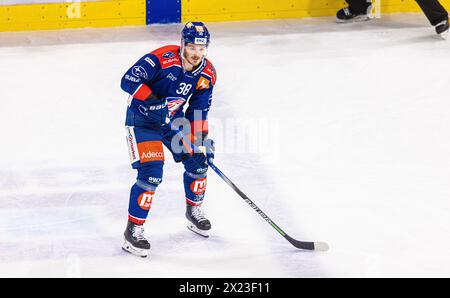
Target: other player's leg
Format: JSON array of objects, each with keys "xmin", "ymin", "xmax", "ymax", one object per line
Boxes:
[
  {"xmin": 337, "ymin": 0, "xmax": 372, "ymax": 23},
  {"xmin": 415, "ymin": 0, "xmax": 449, "ymax": 38}
]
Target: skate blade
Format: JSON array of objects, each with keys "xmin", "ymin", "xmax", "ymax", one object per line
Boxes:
[
  {"xmin": 439, "ymin": 30, "xmax": 449, "ymax": 40},
  {"xmin": 336, "ymin": 15, "xmax": 370, "ymax": 24},
  {"xmin": 122, "ymin": 240, "xmax": 149, "ymax": 258},
  {"xmin": 187, "ymin": 222, "xmax": 209, "ymax": 238}
]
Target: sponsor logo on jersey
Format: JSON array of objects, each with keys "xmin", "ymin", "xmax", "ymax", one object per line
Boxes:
[
  {"xmin": 194, "ymin": 194, "xmax": 205, "ymax": 200},
  {"xmin": 132, "ymin": 66, "xmax": 148, "ymax": 80},
  {"xmin": 201, "ymin": 63, "xmax": 216, "ymax": 85},
  {"xmin": 126, "ymin": 127, "xmax": 139, "ymax": 164},
  {"xmin": 148, "ymin": 101, "xmax": 167, "ymax": 110},
  {"xmin": 141, "ymin": 151, "xmax": 164, "ymax": 161},
  {"xmin": 148, "ymin": 177, "xmax": 162, "ymax": 185},
  {"xmin": 163, "ymin": 51, "xmax": 176, "ymax": 59},
  {"xmin": 145, "ymin": 57, "xmax": 156, "ymax": 67},
  {"xmin": 137, "ymin": 191, "xmax": 154, "ymax": 210},
  {"xmin": 190, "ymin": 178, "xmax": 207, "ymax": 195},
  {"xmin": 196, "ymin": 76, "xmax": 210, "ymax": 90},
  {"xmin": 210, "ymin": 63, "xmax": 216, "ymax": 74},
  {"xmin": 137, "ymin": 101, "xmax": 167, "ymax": 117},
  {"xmin": 137, "ymin": 141, "xmax": 165, "ymax": 163},
  {"xmin": 167, "ymin": 73, "xmax": 177, "ymax": 81},
  {"xmin": 125, "ymin": 74, "xmax": 140, "ymax": 83},
  {"xmin": 128, "ymin": 134, "xmax": 137, "ymax": 161},
  {"xmin": 162, "ymin": 57, "xmax": 180, "ymax": 65}
]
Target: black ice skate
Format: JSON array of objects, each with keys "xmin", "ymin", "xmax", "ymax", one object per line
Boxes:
[
  {"xmin": 122, "ymin": 220, "xmax": 150, "ymax": 258},
  {"xmin": 435, "ymin": 19, "xmax": 449, "ymax": 39},
  {"xmin": 186, "ymin": 204, "xmax": 211, "ymax": 238},
  {"xmin": 336, "ymin": 6, "xmax": 371, "ymax": 23}
]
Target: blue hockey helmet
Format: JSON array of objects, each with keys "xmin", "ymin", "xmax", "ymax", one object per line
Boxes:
[{"xmin": 181, "ymin": 22, "xmax": 211, "ymax": 47}]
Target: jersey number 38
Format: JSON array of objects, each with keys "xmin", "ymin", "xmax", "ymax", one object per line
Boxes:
[{"xmin": 176, "ymin": 83, "xmax": 192, "ymax": 95}]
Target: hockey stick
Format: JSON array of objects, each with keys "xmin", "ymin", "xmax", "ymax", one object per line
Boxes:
[
  {"xmin": 207, "ymin": 162, "xmax": 329, "ymax": 251},
  {"xmin": 170, "ymin": 123, "xmax": 329, "ymax": 251}
]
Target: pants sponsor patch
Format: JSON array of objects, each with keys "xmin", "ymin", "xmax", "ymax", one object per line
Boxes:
[
  {"xmin": 125, "ymin": 126, "xmax": 140, "ymax": 164},
  {"xmin": 137, "ymin": 140, "xmax": 165, "ymax": 163}
]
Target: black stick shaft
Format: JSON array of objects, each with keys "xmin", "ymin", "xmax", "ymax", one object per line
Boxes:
[
  {"xmin": 170, "ymin": 123, "xmax": 326, "ymax": 251},
  {"xmin": 208, "ymin": 161, "xmax": 317, "ymax": 250}
]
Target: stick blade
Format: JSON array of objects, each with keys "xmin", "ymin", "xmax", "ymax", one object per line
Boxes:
[
  {"xmin": 285, "ymin": 235, "xmax": 329, "ymax": 251},
  {"xmin": 313, "ymin": 241, "xmax": 330, "ymax": 252}
]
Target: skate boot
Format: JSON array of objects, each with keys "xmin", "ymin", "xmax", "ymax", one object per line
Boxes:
[
  {"xmin": 122, "ymin": 220, "xmax": 150, "ymax": 258},
  {"xmin": 435, "ymin": 19, "xmax": 449, "ymax": 39},
  {"xmin": 186, "ymin": 204, "xmax": 211, "ymax": 238},
  {"xmin": 336, "ymin": 6, "xmax": 371, "ymax": 23}
]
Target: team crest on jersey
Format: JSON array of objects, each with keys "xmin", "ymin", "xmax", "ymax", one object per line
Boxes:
[
  {"xmin": 132, "ymin": 66, "xmax": 148, "ymax": 80},
  {"xmin": 163, "ymin": 51, "xmax": 176, "ymax": 59},
  {"xmin": 196, "ymin": 76, "xmax": 210, "ymax": 90},
  {"xmin": 166, "ymin": 97, "xmax": 186, "ymax": 117}
]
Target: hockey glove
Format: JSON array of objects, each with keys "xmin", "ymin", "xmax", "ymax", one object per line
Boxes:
[
  {"xmin": 202, "ymin": 138, "xmax": 215, "ymax": 162},
  {"xmin": 182, "ymin": 153, "xmax": 208, "ymax": 175},
  {"xmin": 137, "ymin": 97, "xmax": 169, "ymax": 125}
]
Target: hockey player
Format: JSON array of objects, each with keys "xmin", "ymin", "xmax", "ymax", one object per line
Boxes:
[
  {"xmin": 336, "ymin": 0, "xmax": 450, "ymax": 38},
  {"xmin": 120, "ymin": 22, "xmax": 217, "ymax": 257}
]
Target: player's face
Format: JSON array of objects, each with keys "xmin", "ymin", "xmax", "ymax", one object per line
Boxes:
[{"xmin": 183, "ymin": 43, "xmax": 207, "ymax": 67}]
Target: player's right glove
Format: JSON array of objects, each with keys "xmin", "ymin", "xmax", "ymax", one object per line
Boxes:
[
  {"xmin": 198, "ymin": 138, "xmax": 216, "ymax": 163},
  {"xmin": 182, "ymin": 152, "xmax": 208, "ymax": 175},
  {"xmin": 192, "ymin": 131, "xmax": 215, "ymax": 163},
  {"xmin": 136, "ymin": 91, "xmax": 168, "ymax": 125}
]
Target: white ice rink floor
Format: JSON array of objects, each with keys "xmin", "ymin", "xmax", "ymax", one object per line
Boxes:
[{"xmin": 1, "ymin": 14, "xmax": 450, "ymax": 277}]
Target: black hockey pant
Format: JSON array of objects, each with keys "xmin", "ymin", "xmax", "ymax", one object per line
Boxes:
[{"xmin": 345, "ymin": 0, "xmax": 448, "ymax": 25}]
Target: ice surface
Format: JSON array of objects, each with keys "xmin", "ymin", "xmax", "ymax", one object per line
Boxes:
[{"xmin": 1, "ymin": 14, "xmax": 450, "ymax": 277}]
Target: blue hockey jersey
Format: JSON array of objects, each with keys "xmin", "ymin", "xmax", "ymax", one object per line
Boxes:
[{"xmin": 121, "ymin": 45, "xmax": 217, "ymax": 136}]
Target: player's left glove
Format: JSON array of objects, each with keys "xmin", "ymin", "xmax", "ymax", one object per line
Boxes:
[
  {"xmin": 137, "ymin": 97, "xmax": 168, "ymax": 125},
  {"xmin": 182, "ymin": 152, "xmax": 208, "ymax": 174},
  {"xmin": 202, "ymin": 138, "xmax": 215, "ymax": 163}
]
